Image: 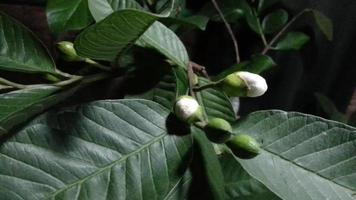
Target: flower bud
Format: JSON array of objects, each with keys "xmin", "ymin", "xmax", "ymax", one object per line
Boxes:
[
  {"xmin": 221, "ymin": 71, "xmax": 267, "ymax": 97},
  {"xmin": 204, "ymin": 118, "xmax": 232, "ymax": 143},
  {"xmin": 226, "ymin": 134, "xmax": 260, "ymax": 159},
  {"xmin": 57, "ymin": 41, "xmax": 82, "ymax": 62},
  {"xmin": 174, "ymin": 95, "xmax": 203, "ymax": 123}
]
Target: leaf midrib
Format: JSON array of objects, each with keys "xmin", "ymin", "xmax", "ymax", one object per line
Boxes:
[{"xmin": 45, "ymin": 131, "xmax": 168, "ymax": 199}]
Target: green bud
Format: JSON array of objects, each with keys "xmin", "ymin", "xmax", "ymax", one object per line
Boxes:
[
  {"xmin": 174, "ymin": 95, "xmax": 203, "ymax": 124},
  {"xmin": 57, "ymin": 41, "xmax": 82, "ymax": 62},
  {"xmin": 220, "ymin": 71, "xmax": 268, "ymax": 97},
  {"xmin": 226, "ymin": 134, "xmax": 261, "ymax": 159},
  {"xmin": 204, "ymin": 118, "xmax": 232, "ymax": 143}
]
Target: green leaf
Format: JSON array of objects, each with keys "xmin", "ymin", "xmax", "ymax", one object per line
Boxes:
[
  {"xmin": 192, "ymin": 129, "xmax": 226, "ymax": 200},
  {"xmin": 197, "ymin": 78, "xmax": 236, "ymax": 122},
  {"xmin": 0, "ymin": 99, "xmax": 193, "ymax": 199},
  {"xmin": 310, "ymin": 9, "xmax": 333, "ymax": 41},
  {"xmin": 88, "ymin": 0, "xmax": 143, "ymax": 22},
  {"xmin": 246, "ymin": 55, "xmax": 276, "ymax": 74},
  {"xmin": 125, "ymin": 67, "xmax": 187, "ymax": 109},
  {"xmin": 160, "ymin": 15, "xmax": 210, "ymax": 31},
  {"xmin": 258, "ymin": 0, "xmax": 280, "ymax": 12},
  {"xmin": 232, "ymin": 110, "xmax": 356, "ymax": 200},
  {"xmin": 214, "ymin": 55, "xmax": 275, "ymax": 81},
  {"xmin": 74, "ymin": 10, "xmax": 158, "ymax": 61},
  {"xmin": 220, "ymin": 153, "xmax": 281, "ymax": 200},
  {"xmin": 244, "ymin": 5, "xmax": 260, "ymax": 34},
  {"xmin": 199, "ymin": 0, "xmax": 245, "ymax": 23},
  {"xmin": 81, "ymin": 5, "xmax": 190, "ymax": 69},
  {"xmin": 137, "ymin": 21, "xmax": 189, "ymax": 68},
  {"xmin": 174, "ymin": 66, "xmax": 189, "ymax": 96},
  {"xmin": 315, "ymin": 93, "xmax": 348, "ymax": 123},
  {"xmin": 122, "ymin": 47, "xmax": 188, "ymax": 109},
  {"xmin": 0, "ymin": 85, "xmax": 78, "ymax": 136},
  {"xmin": 46, "ymin": 0, "xmax": 94, "ymax": 35},
  {"xmin": 0, "ymin": 12, "xmax": 56, "ymax": 74},
  {"xmin": 262, "ymin": 9, "xmax": 288, "ymax": 34},
  {"xmin": 275, "ymin": 32, "xmax": 310, "ymax": 51}
]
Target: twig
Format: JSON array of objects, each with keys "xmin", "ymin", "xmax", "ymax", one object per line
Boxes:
[
  {"xmin": 253, "ymin": 9, "xmax": 268, "ymax": 46},
  {"xmin": 262, "ymin": 9, "xmax": 309, "ymax": 55},
  {"xmin": 211, "ymin": 0, "xmax": 241, "ymax": 63},
  {"xmin": 193, "ymin": 82, "xmax": 218, "ymax": 92},
  {"xmin": 84, "ymin": 58, "xmax": 111, "ymax": 71},
  {"xmin": 187, "ymin": 63, "xmax": 197, "ymax": 99},
  {"xmin": 189, "ymin": 61, "xmax": 210, "ymax": 79},
  {"xmin": 0, "ymin": 78, "xmax": 27, "ymax": 89},
  {"xmin": 53, "ymin": 76, "xmax": 83, "ymax": 87}
]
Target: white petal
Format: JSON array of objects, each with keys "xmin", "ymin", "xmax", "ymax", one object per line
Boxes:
[
  {"xmin": 237, "ymin": 71, "xmax": 268, "ymax": 97},
  {"xmin": 175, "ymin": 96, "xmax": 200, "ymax": 120}
]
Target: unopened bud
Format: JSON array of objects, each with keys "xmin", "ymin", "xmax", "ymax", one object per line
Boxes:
[
  {"xmin": 57, "ymin": 41, "xmax": 82, "ymax": 62},
  {"xmin": 221, "ymin": 71, "xmax": 268, "ymax": 97},
  {"xmin": 174, "ymin": 95, "xmax": 203, "ymax": 123}
]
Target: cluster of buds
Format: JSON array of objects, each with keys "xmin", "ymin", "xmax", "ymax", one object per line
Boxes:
[{"xmin": 173, "ymin": 95, "xmax": 261, "ymax": 159}]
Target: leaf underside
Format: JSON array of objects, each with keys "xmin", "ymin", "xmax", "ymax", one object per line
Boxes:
[
  {"xmin": 0, "ymin": 100, "xmax": 193, "ymax": 200},
  {"xmin": 0, "ymin": 12, "xmax": 56, "ymax": 74},
  {"xmin": 233, "ymin": 110, "xmax": 356, "ymax": 200}
]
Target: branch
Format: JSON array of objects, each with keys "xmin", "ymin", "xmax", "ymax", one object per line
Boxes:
[
  {"xmin": 190, "ymin": 61, "xmax": 210, "ymax": 79},
  {"xmin": 187, "ymin": 63, "xmax": 197, "ymax": 99},
  {"xmin": 262, "ymin": 9, "xmax": 309, "ymax": 55},
  {"xmin": 211, "ymin": 0, "xmax": 241, "ymax": 63},
  {"xmin": 0, "ymin": 78, "xmax": 27, "ymax": 89}
]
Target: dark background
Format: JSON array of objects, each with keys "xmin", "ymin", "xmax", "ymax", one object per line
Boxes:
[{"xmin": 0, "ymin": 0, "xmax": 355, "ymax": 121}]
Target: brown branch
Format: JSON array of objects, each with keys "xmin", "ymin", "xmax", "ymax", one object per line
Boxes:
[
  {"xmin": 262, "ymin": 9, "xmax": 309, "ymax": 55},
  {"xmin": 187, "ymin": 63, "xmax": 197, "ymax": 99},
  {"xmin": 189, "ymin": 61, "xmax": 210, "ymax": 79},
  {"xmin": 211, "ymin": 0, "xmax": 241, "ymax": 63}
]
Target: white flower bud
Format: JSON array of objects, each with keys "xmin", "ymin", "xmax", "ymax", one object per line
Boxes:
[
  {"xmin": 221, "ymin": 71, "xmax": 268, "ymax": 97},
  {"xmin": 237, "ymin": 71, "xmax": 268, "ymax": 97},
  {"xmin": 174, "ymin": 95, "xmax": 203, "ymax": 123}
]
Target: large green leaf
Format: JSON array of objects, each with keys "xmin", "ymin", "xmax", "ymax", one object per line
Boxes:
[
  {"xmin": 121, "ymin": 47, "xmax": 188, "ymax": 109},
  {"xmin": 232, "ymin": 110, "xmax": 356, "ymax": 200},
  {"xmin": 87, "ymin": 1, "xmax": 189, "ymax": 68},
  {"xmin": 192, "ymin": 130, "xmax": 226, "ymax": 200},
  {"xmin": 88, "ymin": 0, "xmax": 142, "ymax": 22},
  {"xmin": 74, "ymin": 10, "xmax": 158, "ymax": 61},
  {"xmin": 0, "ymin": 99, "xmax": 193, "ymax": 199},
  {"xmin": 0, "ymin": 85, "xmax": 78, "ymax": 136},
  {"xmin": 197, "ymin": 78, "xmax": 236, "ymax": 122},
  {"xmin": 137, "ymin": 21, "xmax": 189, "ymax": 68},
  {"xmin": 0, "ymin": 12, "xmax": 56, "ymax": 74},
  {"xmin": 220, "ymin": 153, "xmax": 281, "ymax": 200},
  {"xmin": 160, "ymin": 15, "xmax": 210, "ymax": 31},
  {"xmin": 125, "ymin": 68, "xmax": 181, "ymax": 109},
  {"xmin": 46, "ymin": 0, "xmax": 94, "ymax": 35}
]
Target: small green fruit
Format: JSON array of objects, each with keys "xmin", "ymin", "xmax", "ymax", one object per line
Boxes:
[
  {"xmin": 205, "ymin": 118, "xmax": 232, "ymax": 143},
  {"xmin": 57, "ymin": 41, "xmax": 82, "ymax": 62},
  {"xmin": 226, "ymin": 134, "xmax": 261, "ymax": 159},
  {"xmin": 220, "ymin": 71, "xmax": 268, "ymax": 97},
  {"xmin": 174, "ymin": 95, "xmax": 203, "ymax": 124}
]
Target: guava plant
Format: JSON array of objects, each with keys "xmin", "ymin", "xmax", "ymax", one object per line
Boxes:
[{"xmin": 0, "ymin": 0, "xmax": 354, "ymax": 200}]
